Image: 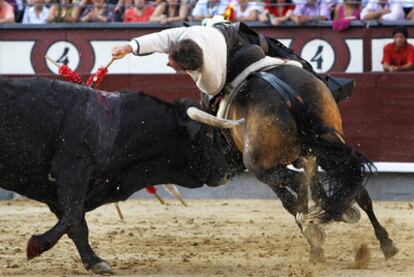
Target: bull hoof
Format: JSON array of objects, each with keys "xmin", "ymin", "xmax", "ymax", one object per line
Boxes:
[
  {"xmin": 381, "ymin": 241, "xmax": 399, "ymax": 260},
  {"xmin": 340, "ymin": 205, "xmax": 361, "ymax": 224},
  {"xmin": 303, "ymin": 224, "xmax": 326, "ymax": 247},
  {"xmin": 89, "ymin": 261, "xmax": 114, "ymax": 275},
  {"xmin": 310, "ymin": 246, "xmax": 326, "ymax": 263},
  {"xmin": 27, "ymin": 234, "xmax": 44, "ymax": 260}
]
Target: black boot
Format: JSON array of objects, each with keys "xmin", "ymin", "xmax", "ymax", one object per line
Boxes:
[{"xmin": 325, "ymin": 75, "xmax": 355, "ymax": 103}]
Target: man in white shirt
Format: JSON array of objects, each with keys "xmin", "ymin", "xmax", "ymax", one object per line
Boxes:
[
  {"xmin": 191, "ymin": 0, "xmax": 229, "ymax": 21},
  {"xmin": 22, "ymin": 0, "xmax": 49, "ymax": 24},
  {"xmin": 114, "ymin": 26, "xmax": 228, "ymax": 96},
  {"xmin": 361, "ymin": 0, "xmax": 405, "ymax": 21},
  {"xmin": 112, "ymin": 23, "xmax": 353, "ymax": 105}
]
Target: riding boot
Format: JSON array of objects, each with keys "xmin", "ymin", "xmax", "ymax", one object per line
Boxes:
[{"xmin": 325, "ymin": 75, "xmax": 355, "ymax": 103}]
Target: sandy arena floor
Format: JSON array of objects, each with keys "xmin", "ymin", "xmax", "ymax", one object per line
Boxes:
[{"xmin": 0, "ymin": 198, "xmax": 413, "ymax": 276}]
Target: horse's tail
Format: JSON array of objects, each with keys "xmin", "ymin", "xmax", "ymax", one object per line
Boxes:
[
  {"xmin": 289, "ymin": 100, "xmax": 375, "ymax": 222},
  {"xmin": 309, "ymin": 137, "xmax": 375, "ymax": 222}
]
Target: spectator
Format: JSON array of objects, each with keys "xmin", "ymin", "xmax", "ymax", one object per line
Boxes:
[
  {"xmin": 258, "ymin": 0, "xmax": 295, "ymax": 26},
  {"xmin": 333, "ymin": 0, "xmax": 361, "ymax": 20},
  {"xmin": 108, "ymin": 0, "xmax": 125, "ymax": 21},
  {"xmin": 361, "ymin": 0, "xmax": 405, "ymax": 21},
  {"xmin": 407, "ymin": 4, "xmax": 414, "ymax": 19},
  {"xmin": 191, "ymin": 0, "xmax": 228, "ymax": 21},
  {"xmin": 7, "ymin": 0, "xmax": 25, "ymax": 21},
  {"xmin": 227, "ymin": 0, "xmax": 260, "ymax": 22},
  {"xmin": 150, "ymin": 0, "xmax": 189, "ymax": 25},
  {"xmin": 22, "ymin": 0, "xmax": 49, "ymax": 23},
  {"xmin": 0, "ymin": 0, "xmax": 16, "ymax": 22},
  {"xmin": 123, "ymin": 0, "xmax": 155, "ymax": 22},
  {"xmin": 291, "ymin": 0, "xmax": 331, "ymax": 24},
  {"xmin": 382, "ymin": 26, "xmax": 414, "ymax": 72},
  {"xmin": 79, "ymin": 0, "xmax": 115, "ymax": 22},
  {"xmin": 71, "ymin": 0, "xmax": 91, "ymax": 21},
  {"xmin": 47, "ymin": 0, "xmax": 77, "ymax": 22},
  {"xmin": 401, "ymin": 0, "xmax": 413, "ymax": 17},
  {"xmin": 331, "ymin": 0, "xmax": 360, "ymax": 31}
]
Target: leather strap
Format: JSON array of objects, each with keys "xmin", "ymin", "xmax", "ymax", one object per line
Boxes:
[{"xmin": 254, "ymin": 72, "xmax": 304, "ymax": 108}]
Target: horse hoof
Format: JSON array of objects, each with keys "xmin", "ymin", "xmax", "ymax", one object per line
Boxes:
[
  {"xmin": 381, "ymin": 241, "xmax": 399, "ymax": 260},
  {"xmin": 303, "ymin": 224, "xmax": 326, "ymax": 247},
  {"xmin": 340, "ymin": 205, "xmax": 361, "ymax": 224},
  {"xmin": 309, "ymin": 246, "xmax": 326, "ymax": 263},
  {"xmin": 89, "ymin": 261, "xmax": 114, "ymax": 275},
  {"xmin": 27, "ymin": 235, "xmax": 43, "ymax": 260}
]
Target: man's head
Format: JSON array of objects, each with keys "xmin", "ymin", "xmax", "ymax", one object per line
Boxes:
[
  {"xmin": 393, "ymin": 26, "xmax": 408, "ymax": 49},
  {"xmin": 33, "ymin": 0, "xmax": 46, "ymax": 8},
  {"xmin": 168, "ymin": 39, "xmax": 204, "ymax": 72}
]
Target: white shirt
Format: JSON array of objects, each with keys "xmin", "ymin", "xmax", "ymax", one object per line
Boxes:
[
  {"xmin": 361, "ymin": 0, "xmax": 405, "ymax": 21},
  {"xmin": 192, "ymin": 0, "xmax": 229, "ymax": 18},
  {"xmin": 129, "ymin": 26, "xmax": 227, "ymax": 96},
  {"xmin": 232, "ymin": 2, "xmax": 261, "ymax": 18},
  {"xmin": 22, "ymin": 6, "xmax": 49, "ymax": 24}
]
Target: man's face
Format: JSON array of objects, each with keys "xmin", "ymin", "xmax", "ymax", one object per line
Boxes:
[
  {"xmin": 167, "ymin": 57, "xmax": 183, "ymax": 72},
  {"xmin": 394, "ymin": 33, "xmax": 407, "ymax": 48}
]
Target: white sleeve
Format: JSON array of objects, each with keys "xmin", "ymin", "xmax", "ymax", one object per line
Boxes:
[
  {"xmin": 128, "ymin": 27, "xmax": 188, "ymax": 56},
  {"xmin": 191, "ymin": 1, "xmax": 208, "ymax": 17},
  {"xmin": 360, "ymin": 3, "xmax": 376, "ymax": 20},
  {"xmin": 22, "ymin": 8, "xmax": 30, "ymax": 24},
  {"xmin": 381, "ymin": 4, "xmax": 405, "ymax": 20}
]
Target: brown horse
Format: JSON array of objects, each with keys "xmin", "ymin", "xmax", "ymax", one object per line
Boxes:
[{"xmin": 188, "ymin": 64, "xmax": 398, "ymax": 262}]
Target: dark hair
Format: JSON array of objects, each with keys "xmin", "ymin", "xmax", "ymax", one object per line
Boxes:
[
  {"xmin": 169, "ymin": 39, "xmax": 204, "ymax": 71},
  {"xmin": 393, "ymin": 26, "xmax": 408, "ymax": 38}
]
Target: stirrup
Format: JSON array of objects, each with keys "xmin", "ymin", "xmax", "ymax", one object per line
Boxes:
[{"xmin": 326, "ymin": 75, "xmax": 355, "ymax": 103}]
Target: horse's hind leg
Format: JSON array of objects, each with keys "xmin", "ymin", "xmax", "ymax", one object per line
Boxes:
[
  {"xmin": 356, "ymin": 188, "xmax": 399, "ymax": 259},
  {"xmin": 27, "ymin": 154, "xmax": 91, "ymax": 259}
]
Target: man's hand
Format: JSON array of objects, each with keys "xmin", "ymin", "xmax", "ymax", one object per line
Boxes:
[{"xmin": 112, "ymin": 45, "xmax": 133, "ymax": 60}]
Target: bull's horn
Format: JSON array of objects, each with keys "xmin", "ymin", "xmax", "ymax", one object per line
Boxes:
[{"xmin": 186, "ymin": 107, "xmax": 245, "ymax": 129}]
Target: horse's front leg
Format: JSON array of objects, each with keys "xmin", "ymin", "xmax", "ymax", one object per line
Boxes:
[
  {"xmin": 356, "ymin": 188, "xmax": 399, "ymax": 259},
  {"xmin": 247, "ymin": 159, "xmax": 326, "ymax": 263}
]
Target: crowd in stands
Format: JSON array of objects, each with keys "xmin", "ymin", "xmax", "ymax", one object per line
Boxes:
[{"xmin": 2, "ymin": 0, "xmax": 414, "ymax": 24}]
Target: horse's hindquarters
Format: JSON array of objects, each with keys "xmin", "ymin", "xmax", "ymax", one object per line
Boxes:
[{"xmin": 228, "ymin": 79, "xmax": 302, "ymax": 173}]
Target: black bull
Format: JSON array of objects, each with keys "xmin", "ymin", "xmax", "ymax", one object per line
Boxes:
[
  {"xmin": 0, "ymin": 77, "xmax": 397, "ymax": 273},
  {"xmin": 0, "ymin": 77, "xmax": 244, "ymax": 273}
]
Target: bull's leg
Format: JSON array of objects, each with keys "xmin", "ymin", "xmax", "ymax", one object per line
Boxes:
[
  {"xmin": 27, "ymin": 155, "xmax": 90, "ymax": 259},
  {"xmin": 69, "ymin": 218, "xmax": 113, "ymax": 274},
  {"xmin": 355, "ymin": 188, "xmax": 399, "ymax": 259}
]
